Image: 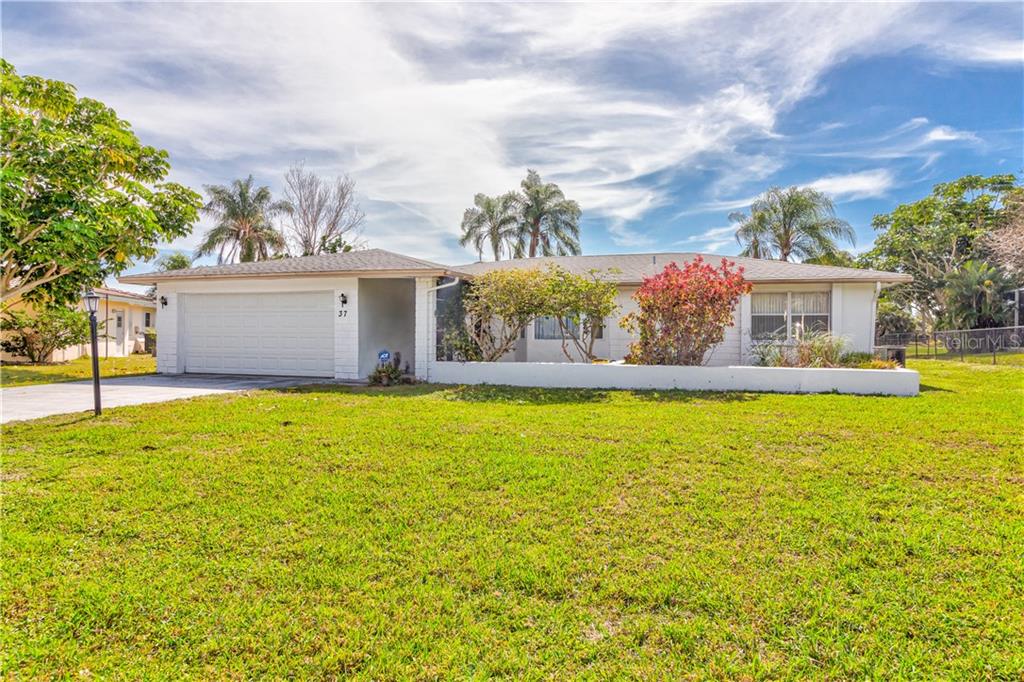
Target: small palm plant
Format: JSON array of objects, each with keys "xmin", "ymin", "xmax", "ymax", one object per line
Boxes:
[
  {"xmin": 196, "ymin": 176, "xmax": 290, "ymax": 263},
  {"xmin": 942, "ymin": 260, "xmax": 1013, "ymax": 329}
]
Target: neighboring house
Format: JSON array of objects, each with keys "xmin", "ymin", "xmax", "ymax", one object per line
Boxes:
[
  {"xmin": 1, "ymin": 287, "xmax": 156, "ymax": 363},
  {"xmin": 121, "ymin": 249, "xmax": 910, "ymax": 381}
]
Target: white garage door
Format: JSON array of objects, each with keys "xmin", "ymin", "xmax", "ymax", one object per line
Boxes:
[{"xmin": 182, "ymin": 291, "xmax": 334, "ymax": 377}]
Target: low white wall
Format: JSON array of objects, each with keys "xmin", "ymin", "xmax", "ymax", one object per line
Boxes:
[{"xmin": 430, "ymin": 361, "xmax": 919, "ymax": 396}]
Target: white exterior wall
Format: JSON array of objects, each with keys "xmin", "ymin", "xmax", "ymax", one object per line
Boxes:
[
  {"xmin": 431, "ymin": 361, "xmax": 919, "ymax": 396},
  {"xmin": 830, "ymin": 283, "xmax": 878, "ymax": 353},
  {"xmin": 154, "ymin": 276, "xmax": 362, "ymax": 379},
  {"xmin": 357, "ymin": 279, "xmax": 416, "ymax": 377},
  {"xmin": 414, "ymin": 277, "xmax": 434, "ymax": 381},
  {"xmin": 524, "ymin": 284, "xmax": 742, "ymax": 366}
]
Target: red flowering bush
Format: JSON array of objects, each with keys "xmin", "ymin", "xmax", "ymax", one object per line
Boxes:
[{"xmin": 621, "ymin": 257, "xmax": 751, "ymax": 365}]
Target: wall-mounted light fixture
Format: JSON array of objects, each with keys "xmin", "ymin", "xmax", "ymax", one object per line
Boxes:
[
  {"xmin": 338, "ymin": 293, "xmax": 348, "ymax": 306},
  {"xmin": 159, "ymin": 296, "xmax": 168, "ymax": 308}
]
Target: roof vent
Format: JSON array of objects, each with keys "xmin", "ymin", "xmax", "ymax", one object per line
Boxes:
[{"xmin": 652, "ymin": 255, "xmax": 656, "ymax": 265}]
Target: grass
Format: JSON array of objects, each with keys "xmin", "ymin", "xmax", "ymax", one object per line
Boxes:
[
  {"xmin": 2, "ymin": 360, "xmax": 1022, "ymax": 678},
  {"xmin": 1, "ymin": 355, "xmax": 156, "ymax": 387}
]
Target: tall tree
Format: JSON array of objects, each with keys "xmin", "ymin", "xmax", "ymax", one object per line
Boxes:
[
  {"xmin": 459, "ymin": 192, "xmax": 520, "ymax": 261},
  {"xmin": 516, "ymin": 170, "xmax": 582, "ymax": 258},
  {"xmin": 0, "ymin": 60, "xmax": 200, "ymax": 306},
  {"xmin": 976, "ymin": 186, "xmax": 1024, "ymax": 278},
  {"xmin": 282, "ymin": 162, "xmax": 365, "ymax": 256},
  {"xmin": 146, "ymin": 252, "xmax": 193, "ymax": 296},
  {"xmin": 195, "ymin": 176, "xmax": 289, "ymax": 263},
  {"xmin": 803, "ymin": 250, "xmax": 857, "ymax": 268},
  {"xmin": 860, "ymin": 174, "xmax": 1018, "ymax": 325},
  {"xmin": 156, "ymin": 251, "xmax": 193, "ymax": 272},
  {"xmin": 730, "ymin": 186, "xmax": 855, "ymax": 262}
]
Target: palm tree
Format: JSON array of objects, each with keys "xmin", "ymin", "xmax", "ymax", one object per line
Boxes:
[
  {"xmin": 459, "ymin": 192, "xmax": 520, "ymax": 261},
  {"xmin": 515, "ymin": 169, "xmax": 582, "ymax": 258},
  {"xmin": 196, "ymin": 176, "xmax": 290, "ymax": 263},
  {"xmin": 730, "ymin": 186, "xmax": 855, "ymax": 262},
  {"xmin": 942, "ymin": 260, "xmax": 1013, "ymax": 329}
]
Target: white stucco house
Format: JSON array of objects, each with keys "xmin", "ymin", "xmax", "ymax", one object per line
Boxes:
[{"xmin": 121, "ymin": 249, "xmax": 912, "ymax": 386}]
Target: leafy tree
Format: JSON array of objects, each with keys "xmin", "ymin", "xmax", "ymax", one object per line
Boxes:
[
  {"xmin": 516, "ymin": 170, "xmax": 582, "ymax": 258},
  {"xmin": 157, "ymin": 252, "xmax": 193, "ymax": 272},
  {"xmin": 461, "ymin": 268, "xmax": 550, "ymax": 361},
  {"xmin": 860, "ymin": 174, "xmax": 1018, "ymax": 325},
  {"xmin": 0, "ymin": 60, "xmax": 200, "ymax": 306},
  {"xmin": 875, "ymin": 299, "xmax": 917, "ymax": 338},
  {"xmin": 942, "ymin": 260, "xmax": 1014, "ymax": 330},
  {"xmin": 803, "ymin": 250, "xmax": 857, "ymax": 268},
  {"xmin": 146, "ymin": 251, "xmax": 192, "ymax": 296},
  {"xmin": 542, "ymin": 267, "xmax": 620, "ymax": 362},
  {"xmin": 1, "ymin": 306, "xmax": 90, "ymax": 363},
  {"xmin": 459, "ymin": 192, "xmax": 520, "ymax": 261},
  {"xmin": 976, "ymin": 186, "xmax": 1024, "ymax": 278},
  {"xmin": 320, "ymin": 236, "xmax": 357, "ymax": 254},
  {"xmin": 282, "ymin": 162, "xmax": 365, "ymax": 256},
  {"xmin": 730, "ymin": 186, "xmax": 854, "ymax": 262},
  {"xmin": 621, "ymin": 257, "xmax": 750, "ymax": 365},
  {"xmin": 195, "ymin": 176, "xmax": 290, "ymax": 263}
]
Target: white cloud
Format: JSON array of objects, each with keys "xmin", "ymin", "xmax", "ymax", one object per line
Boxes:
[
  {"xmin": 3, "ymin": 2, "xmax": 1018, "ymax": 260},
  {"xmin": 807, "ymin": 169, "xmax": 895, "ymax": 200}
]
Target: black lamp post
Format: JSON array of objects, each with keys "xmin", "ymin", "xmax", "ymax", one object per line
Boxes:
[{"xmin": 84, "ymin": 289, "xmax": 102, "ymax": 416}]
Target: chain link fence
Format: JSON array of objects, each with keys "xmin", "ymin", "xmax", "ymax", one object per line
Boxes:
[{"xmin": 876, "ymin": 326, "xmax": 1024, "ymax": 364}]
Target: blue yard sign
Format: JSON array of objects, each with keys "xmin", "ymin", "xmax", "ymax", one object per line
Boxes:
[{"xmin": 378, "ymin": 349, "xmax": 391, "ymax": 363}]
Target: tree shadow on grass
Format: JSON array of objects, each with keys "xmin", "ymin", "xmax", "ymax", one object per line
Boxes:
[
  {"xmin": 279, "ymin": 382, "xmax": 762, "ymax": 405},
  {"xmin": 919, "ymin": 384, "xmax": 953, "ymax": 393}
]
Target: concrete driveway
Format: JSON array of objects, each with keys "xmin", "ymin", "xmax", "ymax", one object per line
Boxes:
[{"xmin": 1, "ymin": 374, "xmax": 335, "ymax": 424}]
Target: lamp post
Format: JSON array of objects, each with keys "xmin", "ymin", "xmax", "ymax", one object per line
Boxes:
[{"xmin": 84, "ymin": 289, "xmax": 102, "ymax": 416}]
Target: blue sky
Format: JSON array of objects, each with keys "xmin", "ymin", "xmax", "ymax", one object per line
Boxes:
[{"xmin": 3, "ymin": 1, "xmax": 1021, "ymax": 286}]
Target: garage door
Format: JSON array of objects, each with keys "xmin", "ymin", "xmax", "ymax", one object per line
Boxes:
[{"xmin": 182, "ymin": 291, "xmax": 334, "ymax": 377}]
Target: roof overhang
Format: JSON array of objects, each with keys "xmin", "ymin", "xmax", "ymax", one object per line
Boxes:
[{"xmin": 119, "ymin": 268, "xmax": 457, "ymax": 285}]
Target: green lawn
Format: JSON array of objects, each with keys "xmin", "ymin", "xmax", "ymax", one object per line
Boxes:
[
  {"xmin": 1, "ymin": 355, "xmax": 156, "ymax": 387},
  {"xmin": 2, "ymin": 361, "xmax": 1022, "ymax": 678}
]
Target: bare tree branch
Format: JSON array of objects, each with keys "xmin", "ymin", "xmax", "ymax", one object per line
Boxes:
[{"xmin": 283, "ymin": 162, "xmax": 366, "ymax": 256}]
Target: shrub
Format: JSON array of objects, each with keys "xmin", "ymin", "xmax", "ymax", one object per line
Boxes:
[
  {"xmin": 754, "ymin": 332, "xmax": 849, "ymax": 368},
  {"xmin": 621, "ymin": 257, "xmax": 750, "ymax": 365},
  {"xmin": 794, "ymin": 332, "xmax": 847, "ymax": 367},
  {"xmin": 542, "ymin": 267, "xmax": 620, "ymax": 362},
  {"xmin": 840, "ymin": 351, "xmax": 874, "ymax": 366},
  {"xmin": 1, "ymin": 306, "xmax": 90, "ymax": 363},
  {"xmin": 857, "ymin": 358, "xmax": 898, "ymax": 370},
  {"xmin": 461, "ymin": 269, "xmax": 550, "ymax": 362},
  {"xmin": 367, "ymin": 363, "xmax": 403, "ymax": 386}
]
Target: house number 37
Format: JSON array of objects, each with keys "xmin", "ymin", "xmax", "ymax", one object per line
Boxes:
[{"xmin": 337, "ymin": 293, "xmax": 349, "ymax": 318}]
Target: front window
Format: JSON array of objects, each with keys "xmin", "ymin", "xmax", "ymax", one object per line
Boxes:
[
  {"xmin": 752, "ymin": 292, "xmax": 830, "ymax": 341},
  {"xmin": 534, "ymin": 316, "xmax": 577, "ymax": 340},
  {"xmin": 751, "ymin": 293, "xmax": 787, "ymax": 340}
]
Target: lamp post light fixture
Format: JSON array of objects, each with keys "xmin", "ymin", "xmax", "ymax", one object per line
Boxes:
[{"xmin": 83, "ymin": 289, "xmax": 102, "ymax": 416}]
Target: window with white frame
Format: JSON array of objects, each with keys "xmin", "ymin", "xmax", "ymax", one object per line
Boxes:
[
  {"xmin": 534, "ymin": 316, "xmax": 576, "ymax": 339},
  {"xmin": 751, "ymin": 292, "xmax": 830, "ymax": 340},
  {"xmin": 533, "ymin": 316, "xmax": 603, "ymax": 340}
]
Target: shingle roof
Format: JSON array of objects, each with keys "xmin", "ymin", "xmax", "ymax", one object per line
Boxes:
[
  {"xmin": 94, "ymin": 286, "xmax": 155, "ymax": 303},
  {"xmin": 119, "ymin": 248, "xmax": 911, "ymax": 285},
  {"xmin": 453, "ymin": 253, "xmax": 912, "ymax": 284},
  {"xmin": 119, "ymin": 249, "xmax": 456, "ymax": 283}
]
